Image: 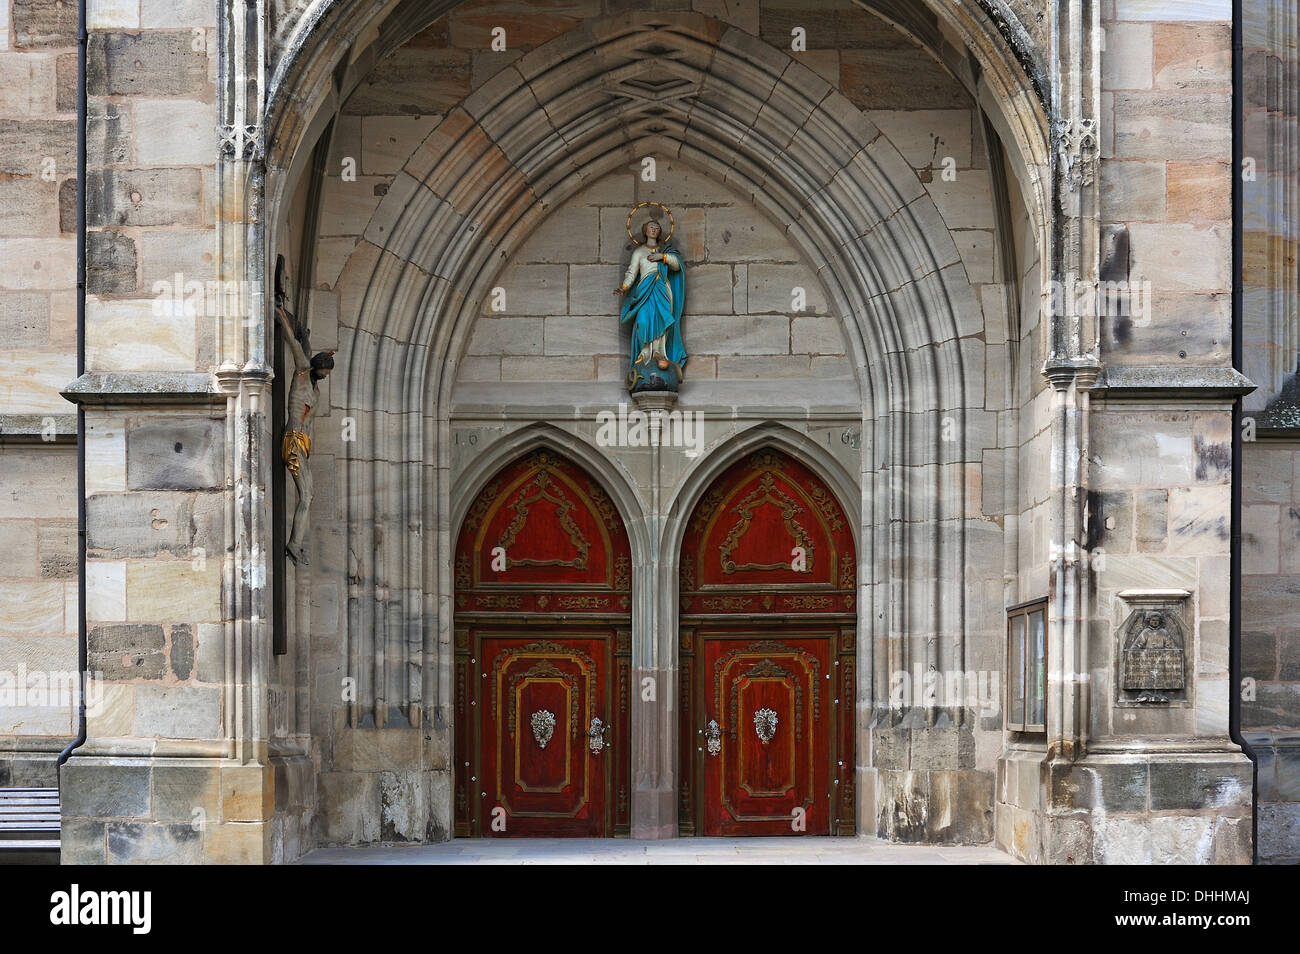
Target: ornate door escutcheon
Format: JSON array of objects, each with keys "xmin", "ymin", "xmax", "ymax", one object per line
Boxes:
[
  {"xmin": 531, "ymin": 709, "xmax": 556, "ymax": 749},
  {"xmin": 753, "ymin": 707, "xmax": 778, "ymax": 744}
]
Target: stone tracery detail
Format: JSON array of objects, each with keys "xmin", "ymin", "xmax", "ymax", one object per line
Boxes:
[{"xmin": 1055, "ymin": 116, "xmax": 1098, "ymax": 190}]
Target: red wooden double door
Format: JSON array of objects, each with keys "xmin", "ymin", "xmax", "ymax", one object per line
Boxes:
[{"xmin": 454, "ymin": 447, "xmax": 855, "ymax": 837}]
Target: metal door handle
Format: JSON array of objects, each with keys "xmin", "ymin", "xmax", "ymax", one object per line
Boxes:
[
  {"xmin": 705, "ymin": 719, "xmax": 721, "ymax": 756},
  {"xmin": 587, "ymin": 716, "xmax": 610, "ymax": 754}
]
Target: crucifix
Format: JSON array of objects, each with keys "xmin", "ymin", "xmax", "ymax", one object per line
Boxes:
[{"xmin": 274, "ymin": 255, "xmax": 335, "ymax": 565}]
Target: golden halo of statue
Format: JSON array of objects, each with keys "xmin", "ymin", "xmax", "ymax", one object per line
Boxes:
[{"xmin": 625, "ymin": 201, "xmax": 675, "ymax": 245}]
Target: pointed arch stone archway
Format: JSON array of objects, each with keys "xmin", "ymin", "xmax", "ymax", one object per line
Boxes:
[
  {"xmin": 204, "ymin": 0, "xmax": 1063, "ymax": 855},
  {"xmin": 312, "ymin": 13, "xmax": 1013, "ymax": 840}
]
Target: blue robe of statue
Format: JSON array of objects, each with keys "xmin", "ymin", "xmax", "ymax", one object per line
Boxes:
[{"xmin": 619, "ymin": 240, "xmax": 687, "ymax": 389}]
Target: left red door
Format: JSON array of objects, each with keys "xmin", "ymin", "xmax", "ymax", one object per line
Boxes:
[
  {"xmin": 453, "ymin": 449, "xmax": 632, "ymax": 837},
  {"xmin": 476, "ymin": 634, "xmax": 610, "ymax": 836}
]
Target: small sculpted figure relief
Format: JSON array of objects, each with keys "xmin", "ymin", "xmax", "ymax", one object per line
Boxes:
[
  {"xmin": 614, "ymin": 204, "xmax": 688, "ymax": 393},
  {"xmin": 275, "ymin": 257, "xmax": 335, "ymax": 566},
  {"xmin": 1130, "ymin": 613, "xmax": 1179, "ymax": 651},
  {"xmin": 1121, "ymin": 611, "xmax": 1186, "ymax": 703}
]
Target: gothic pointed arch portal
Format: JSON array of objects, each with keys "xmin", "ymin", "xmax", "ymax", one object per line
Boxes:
[
  {"xmin": 453, "ymin": 449, "xmax": 633, "ymax": 837},
  {"xmin": 249, "ymin": 0, "xmax": 1055, "ymax": 851},
  {"xmin": 679, "ymin": 448, "xmax": 856, "ymax": 835}
]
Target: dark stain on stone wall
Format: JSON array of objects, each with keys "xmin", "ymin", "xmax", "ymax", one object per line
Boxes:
[
  {"xmin": 1194, "ymin": 435, "xmax": 1232, "ymax": 482},
  {"xmin": 88, "ymin": 623, "xmax": 166, "ymax": 680},
  {"xmin": 170, "ymin": 623, "xmax": 194, "ymax": 680}
]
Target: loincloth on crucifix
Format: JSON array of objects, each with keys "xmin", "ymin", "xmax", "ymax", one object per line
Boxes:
[{"xmin": 282, "ymin": 430, "xmax": 311, "ymax": 477}]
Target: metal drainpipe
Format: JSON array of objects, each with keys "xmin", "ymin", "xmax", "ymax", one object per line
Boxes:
[
  {"xmin": 1228, "ymin": 0, "xmax": 1258, "ymax": 865},
  {"xmin": 56, "ymin": 0, "xmax": 89, "ymax": 778}
]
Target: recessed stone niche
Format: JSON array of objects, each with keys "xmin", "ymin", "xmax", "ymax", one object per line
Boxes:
[{"xmin": 1114, "ymin": 589, "xmax": 1191, "ymax": 708}]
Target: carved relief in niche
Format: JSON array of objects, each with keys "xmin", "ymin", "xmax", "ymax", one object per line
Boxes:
[{"xmin": 1116, "ymin": 596, "xmax": 1189, "ymax": 706}]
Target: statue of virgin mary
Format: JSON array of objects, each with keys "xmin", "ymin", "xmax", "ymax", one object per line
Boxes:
[{"xmin": 614, "ymin": 216, "xmax": 687, "ymax": 393}]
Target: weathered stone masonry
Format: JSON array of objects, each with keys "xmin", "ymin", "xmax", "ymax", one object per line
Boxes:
[{"xmin": 0, "ymin": 0, "xmax": 1292, "ymax": 863}]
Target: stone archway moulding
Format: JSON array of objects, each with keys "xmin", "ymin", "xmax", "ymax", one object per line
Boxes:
[
  {"xmin": 210, "ymin": 0, "xmax": 1061, "ymax": 839},
  {"xmin": 257, "ymin": 0, "xmax": 1053, "ymax": 252}
]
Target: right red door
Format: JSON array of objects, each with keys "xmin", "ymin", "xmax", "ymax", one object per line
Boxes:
[{"xmin": 680, "ymin": 448, "xmax": 857, "ymax": 836}]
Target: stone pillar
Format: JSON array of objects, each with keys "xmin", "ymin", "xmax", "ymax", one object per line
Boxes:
[
  {"xmin": 1023, "ymin": 0, "xmax": 1253, "ymax": 864},
  {"xmin": 632, "ymin": 390, "xmax": 678, "ymax": 838},
  {"xmin": 58, "ymin": 0, "xmax": 278, "ymax": 864},
  {"xmin": 59, "ymin": 377, "xmax": 275, "ymax": 863},
  {"xmin": 1240, "ymin": 0, "xmax": 1300, "ymax": 865}
]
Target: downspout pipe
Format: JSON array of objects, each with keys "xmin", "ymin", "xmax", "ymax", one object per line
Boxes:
[
  {"xmin": 56, "ymin": 0, "xmax": 88, "ymax": 777},
  {"xmin": 1228, "ymin": 0, "xmax": 1258, "ymax": 864}
]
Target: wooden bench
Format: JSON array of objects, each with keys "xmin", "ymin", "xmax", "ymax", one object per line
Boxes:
[{"xmin": 0, "ymin": 787, "xmax": 60, "ymax": 864}]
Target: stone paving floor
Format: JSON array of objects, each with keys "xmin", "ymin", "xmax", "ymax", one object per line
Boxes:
[{"xmin": 299, "ymin": 837, "xmax": 1018, "ymax": 864}]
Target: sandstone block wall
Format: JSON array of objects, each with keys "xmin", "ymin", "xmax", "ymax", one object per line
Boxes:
[
  {"xmin": 996, "ymin": 0, "xmax": 1251, "ymax": 865},
  {"xmin": 0, "ymin": 0, "xmax": 80, "ymax": 786},
  {"xmin": 1242, "ymin": 443, "xmax": 1300, "ymax": 863},
  {"xmin": 0, "ymin": 0, "xmax": 1286, "ymax": 865}
]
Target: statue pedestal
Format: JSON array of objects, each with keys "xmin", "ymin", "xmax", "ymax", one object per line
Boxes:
[{"xmin": 631, "ymin": 390, "xmax": 678, "ymax": 412}]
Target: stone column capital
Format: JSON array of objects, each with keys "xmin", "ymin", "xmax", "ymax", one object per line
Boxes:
[
  {"xmin": 1042, "ymin": 358, "xmax": 1102, "ymax": 391},
  {"xmin": 213, "ymin": 362, "xmax": 273, "ymax": 396}
]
